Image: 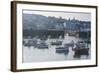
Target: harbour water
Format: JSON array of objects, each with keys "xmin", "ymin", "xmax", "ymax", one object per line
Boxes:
[{"xmin": 23, "ymin": 34, "xmax": 91, "ymax": 63}]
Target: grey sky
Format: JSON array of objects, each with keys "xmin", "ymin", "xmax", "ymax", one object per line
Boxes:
[{"xmin": 23, "ymin": 10, "xmax": 91, "ymax": 21}]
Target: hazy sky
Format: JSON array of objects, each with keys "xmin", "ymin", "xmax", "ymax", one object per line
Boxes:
[{"xmin": 23, "ymin": 10, "xmax": 91, "ymax": 21}]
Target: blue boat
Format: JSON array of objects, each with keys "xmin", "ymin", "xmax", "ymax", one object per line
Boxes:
[{"xmin": 56, "ymin": 47, "xmax": 69, "ymax": 54}]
